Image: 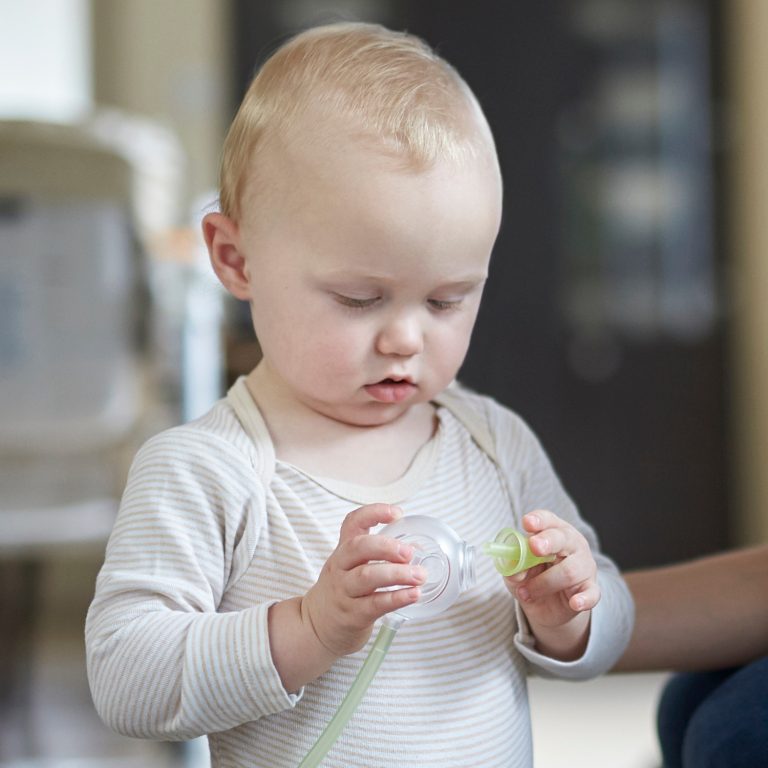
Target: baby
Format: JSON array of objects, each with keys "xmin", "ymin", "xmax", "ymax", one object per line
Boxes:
[{"xmin": 86, "ymin": 22, "xmax": 633, "ymax": 768}]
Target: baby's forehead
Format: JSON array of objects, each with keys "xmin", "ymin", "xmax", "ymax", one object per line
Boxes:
[
  {"xmin": 244, "ymin": 116, "xmax": 495, "ymax": 226},
  {"xmin": 263, "ymin": 89, "xmax": 495, "ymax": 175},
  {"xmin": 240, "ymin": 113, "xmax": 501, "ymax": 251}
]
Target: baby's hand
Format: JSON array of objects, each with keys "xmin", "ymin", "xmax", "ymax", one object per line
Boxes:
[
  {"xmin": 506, "ymin": 510, "xmax": 600, "ymax": 660},
  {"xmin": 302, "ymin": 504, "xmax": 426, "ymax": 658}
]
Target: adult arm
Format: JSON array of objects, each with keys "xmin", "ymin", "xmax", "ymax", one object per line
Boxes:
[{"xmin": 614, "ymin": 545, "xmax": 768, "ymax": 672}]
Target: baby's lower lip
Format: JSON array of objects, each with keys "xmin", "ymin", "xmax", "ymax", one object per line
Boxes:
[{"xmin": 364, "ymin": 380, "xmax": 417, "ymax": 403}]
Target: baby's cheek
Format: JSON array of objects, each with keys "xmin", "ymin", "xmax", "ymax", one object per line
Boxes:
[
  {"xmin": 434, "ymin": 331, "xmax": 472, "ymax": 376},
  {"xmin": 314, "ymin": 334, "xmax": 366, "ymax": 376}
]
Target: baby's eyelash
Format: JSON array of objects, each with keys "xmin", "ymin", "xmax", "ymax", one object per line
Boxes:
[
  {"xmin": 334, "ymin": 294, "xmax": 379, "ymax": 309},
  {"xmin": 429, "ymin": 298, "xmax": 463, "ymax": 311},
  {"xmin": 333, "ymin": 294, "xmax": 463, "ymax": 311}
]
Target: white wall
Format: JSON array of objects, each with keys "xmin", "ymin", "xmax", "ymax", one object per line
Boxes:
[{"xmin": 0, "ymin": 0, "xmax": 92, "ymax": 120}]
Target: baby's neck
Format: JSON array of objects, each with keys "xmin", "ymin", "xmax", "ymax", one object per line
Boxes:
[
  {"xmin": 279, "ymin": 409, "xmax": 436, "ymax": 486},
  {"xmin": 245, "ymin": 371, "xmax": 436, "ymax": 486}
]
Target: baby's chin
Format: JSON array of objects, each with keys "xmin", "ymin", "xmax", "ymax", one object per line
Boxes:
[
  {"xmin": 320, "ymin": 399, "xmax": 427, "ymax": 429},
  {"xmin": 340, "ymin": 404, "xmax": 412, "ymax": 428}
]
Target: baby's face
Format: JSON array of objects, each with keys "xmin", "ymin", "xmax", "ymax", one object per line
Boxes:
[{"xmin": 237, "ymin": 129, "xmax": 502, "ymax": 428}]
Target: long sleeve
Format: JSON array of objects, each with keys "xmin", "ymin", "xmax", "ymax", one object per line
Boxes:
[
  {"xmin": 85, "ymin": 424, "xmax": 301, "ymax": 740},
  {"xmin": 485, "ymin": 399, "xmax": 635, "ymax": 680}
]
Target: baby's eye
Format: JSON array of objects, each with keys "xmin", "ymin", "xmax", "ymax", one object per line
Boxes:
[
  {"xmin": 428, "ymin": 298, "xmax": 463, "ymax": 311},
  {"xmin": 334, "ymin": 294, "xmax": 380, "ymax": 310}
]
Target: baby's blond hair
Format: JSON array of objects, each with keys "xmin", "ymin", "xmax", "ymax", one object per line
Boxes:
[{"xmin": 219, "ymin": 22, "xmax": 494, "ymax": 220}]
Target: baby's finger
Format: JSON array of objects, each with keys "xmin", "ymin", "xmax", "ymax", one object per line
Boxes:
[
  {"xmin": 569, "ymin": 582, "xmax": 601, "ymax": 612},
  {"xmin": 360, "ymin": 585, "xmax": 422, "ymax": 623},
  {"xmin": 527, "ymin": 526, "xmax": 578, "ymax": 559},
  {"xmin": 336, "ymin": 532, "xmax": 413, "ymax": 571},
  {"xmin": 521, "ymin": 510, "xmax": 549, "ymax": 534},
  {"xmin": 346, "ymin": 562, "xmax": 426, "ymax": 598},
  {"xmin": 522, "ymin": 509, "xmax": 576, "ymax": 536},
  {"xmin": 524, "ymin": 514, "xmax": 590, "ymax": 559},
  {"xmin": 339, "ymin": 504, "xmax": 402, "ymax": 542},
  {"xmin": 520, "ymin": 557, "xmax": 596, "ymax": 600},
  {"xmin": 504, "ymin": 562, "xmax": 548, "ymax": 585}
]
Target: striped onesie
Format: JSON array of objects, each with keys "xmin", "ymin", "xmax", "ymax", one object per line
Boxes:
[{"xmin": 86, "ymin": 379, "xmax": 633, "ymax": 767}]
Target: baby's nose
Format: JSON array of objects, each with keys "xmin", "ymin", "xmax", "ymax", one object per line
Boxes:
[{"xmin": 376, "ymin": 314, "xmax": 424, "ymax": 356}]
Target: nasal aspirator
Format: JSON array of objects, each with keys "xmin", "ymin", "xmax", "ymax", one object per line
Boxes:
[{"xmin": 298, "ymin": 515, "xmax": 555, "ymax": 767}]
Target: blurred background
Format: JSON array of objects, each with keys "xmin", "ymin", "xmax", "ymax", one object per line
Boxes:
[{"xmin": 1, "ymin": 1, "xmax": 766, "ymax": 766}]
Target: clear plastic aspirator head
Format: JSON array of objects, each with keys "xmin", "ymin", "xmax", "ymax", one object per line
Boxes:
[{"xmin": 378, "ymin": 514, "xmax": 477, "ymax": 622}]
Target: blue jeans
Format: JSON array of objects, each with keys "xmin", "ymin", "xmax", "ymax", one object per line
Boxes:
[{"xmin": 657, "ymin": 657, "xmax": 768, "ymax": 767}]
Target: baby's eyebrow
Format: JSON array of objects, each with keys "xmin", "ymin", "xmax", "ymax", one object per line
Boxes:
[
  {"xmin": 315, "ymin": 268, "xmax": 386, "ymax": 281},
  {"xmin": 438, "ymin": 276, "xmax": 487, "ymax": 289},
  {"xmin": 314, "ymin": 271, "xmax": 488, "ymax": 291}
]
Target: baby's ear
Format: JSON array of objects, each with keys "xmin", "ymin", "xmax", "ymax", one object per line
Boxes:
[{"xmin": 203, "ymin": 212, "xmax": 251, "ymax": 300}]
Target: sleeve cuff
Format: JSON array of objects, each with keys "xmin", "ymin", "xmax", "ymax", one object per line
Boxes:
[
  {"xmin": 237, "ymin": 602, "xmax": 304, "ymax": 715},
  {"xmin": 185, "ymin": 602, "xmax": 304, "ymax": 730}
]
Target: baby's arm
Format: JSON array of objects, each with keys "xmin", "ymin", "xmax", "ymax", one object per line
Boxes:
[
  {"xmin": 87, "ymin": 432, "xmax": 425, "ymax": 740},
  {"xmin": 268, "ymin": 504, "xmax": 425, "ymax": 693},
  {"xmin": 505, "ymin": 510, "xmax": 598, "ymax": 661},
  {"xmin": 86, "ymin": 429, "xmax": 296, "ymax": 740},
  {"xmin": 489, "ymin": 401, "xmax": 634, "ymax": 678}
]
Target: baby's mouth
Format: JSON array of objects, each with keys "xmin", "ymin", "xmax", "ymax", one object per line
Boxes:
[{"xmin": 364, "ymin": 378, "xmax": 417, "ymax": 404}]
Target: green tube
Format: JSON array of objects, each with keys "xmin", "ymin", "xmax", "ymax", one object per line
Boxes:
[{"xmin": 298, "ymin": 622, "xmax": 400, "ymax": 768}]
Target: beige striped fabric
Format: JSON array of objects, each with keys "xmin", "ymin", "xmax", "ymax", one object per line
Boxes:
[{"xmin": 86, "ymin": 380, "xmax": 633, "ymax": 767}]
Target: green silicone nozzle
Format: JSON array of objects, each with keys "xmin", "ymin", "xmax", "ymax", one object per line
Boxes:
[{"xmin": 483, "ymin": 527, "xmax": 556, "ymax": 577}]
